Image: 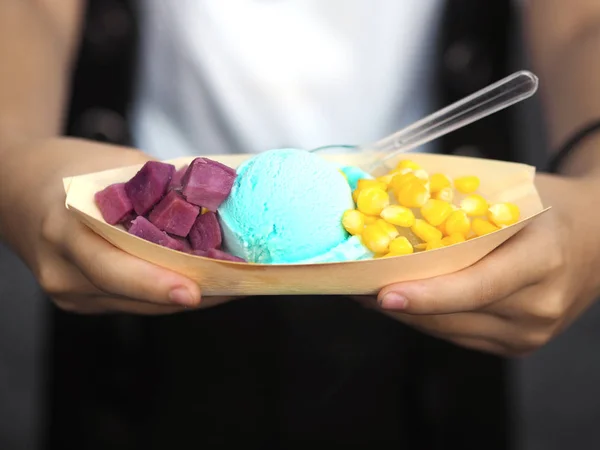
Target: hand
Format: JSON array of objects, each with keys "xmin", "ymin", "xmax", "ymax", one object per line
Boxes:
[
  {"xmin": 358, "ymin": 173, "xmax": 600, "ymax": 357},
  {"xmin": 0, "ymin": 137, "xmax": 235, "ymax": 314}
]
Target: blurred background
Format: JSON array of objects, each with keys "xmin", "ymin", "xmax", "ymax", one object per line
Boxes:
[{"xmin": 1, "ymin": 0, "xmax": 599, "ymax": 448}]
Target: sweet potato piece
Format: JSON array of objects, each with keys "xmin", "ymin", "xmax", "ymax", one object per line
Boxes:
[
  {"xmin": 148, "ymin": 190, "xmax": 200, "ymax": 237},
  {"xmin": 206, "ymin": 248, "xmax": 246, "ymax": 262},
  {"xmin": 94, "ymin": 183, "xmax": 133, "ymax": 225},
  {"xmin": 169, "ymin": 164, "xmax": 189, "ymax": 191},
  {"xmin": 128, "ymin": 216, "xmax": 186, "ymax": 252},
  {"xmin": 188, "ymin": 212, "xmax": 222, "ymax": 251},
  {"xmin": 181, "ymin": 158, "xmax": 236, "ymax": 211},
  {"xmin": 124, "ymin": 161, "xmax": 175, "ymax": 215}
]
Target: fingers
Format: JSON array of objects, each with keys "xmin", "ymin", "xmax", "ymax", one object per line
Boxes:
[
  {"xmin": 62, "ymin": 219, "xmax": 202, "ymax": 307},
  {"xmin": 377, "ymin": 222, "xmax": 555, "ymax": 314}
]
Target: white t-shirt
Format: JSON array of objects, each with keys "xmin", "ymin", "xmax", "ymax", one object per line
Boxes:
[{"xmin": 131, "ymin": 0, "xmax": 444, "ymax": 160}]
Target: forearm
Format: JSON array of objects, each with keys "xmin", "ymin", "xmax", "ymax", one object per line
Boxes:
[
  {"xmin": 525, "ymin": 0, "xmax": 600, "ymax": 177},
  {"xmin": 0, "ymin": 0, "xmax": 85, "ymax": 153}
]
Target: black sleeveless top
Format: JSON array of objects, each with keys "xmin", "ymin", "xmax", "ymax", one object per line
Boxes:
[{"xmin": 48, "ymin": 1, "xmax": 517, "ymax": 448}]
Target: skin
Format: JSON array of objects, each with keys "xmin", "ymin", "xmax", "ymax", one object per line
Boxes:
[
  {"xmin": 369, "ymin": 0, "xmax": 600, "ymax": 356},
  {"xmin": 1, "ymin": 1, "xmax": 599, "ymax": 356}
]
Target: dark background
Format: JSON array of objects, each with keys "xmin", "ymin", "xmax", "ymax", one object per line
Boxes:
[{"xmin": 1, "ymin": 0, "xmax": 599, "ymax": 449}]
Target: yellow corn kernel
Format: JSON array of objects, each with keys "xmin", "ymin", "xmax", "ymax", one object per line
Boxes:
[
  {"xmin": 376, "ymin": 219, "xmax": 400, "ymax": 240},
  {"xmin": 376, "ymin": 173, "xmax": 394, "ymax": 186},
  {"xmin": 380, "ymin": 205, "xmax": 415, "ymax": 228},
  {"xmin": 364, "ymin": 214, "xmax": 378, "ymax": 225},
  {"xmin": 357, "ymin": 187, "xmax": 389, "ymax": 216},
  {"xmin": 395, "ymin": 180, "xmax": 431, "ymax": 208},
  {"xmin": 414, "ymin": 243, "xmax": 428, "ymax": 251},
  {"xmin": 420, "ymin": 199, "xmax": 453, "ymax": 227},
  {"xmin": 342, "ymin": 209, "xmax": 365, "ymax": 236},
  {"xmin": 442, "ymin": 233, "xmax": 466, "ymax": 246},
  {"xmin": 411, "ymin": 219, "xmax": 443, "ymax": 243},
  {"xmin": 444, "ymin": 210, "xmax": 471, "ymax": 236},
  {"xmin": 460, "ymin": 194, "xmax": 489, "ymax": 217},
  {"xmin": 413, "ymin": 169, "xmax": 429, "ymax": 181},
  {"xmin": 432, "ymin": 186, "xmax": 454, "ymax": 203},
  {"xmin": 362, "ymin": 224, "xmax": 392, "ymax": 254},
  {"xmin": 437, "ymin": 221, "xmax": 448, "ymax": 236},
  {"xmin": 429, "ymin": 173, "xmax": 452, "ymax": 193},
  {"xmin": 357, "ymin": 179, "xmax": 388, "ymax": 192},
  {"xmin": 388, "ymin": 236, "xmax": 414, "ymax": 255},
  {"xmin": 487, "ymin": 202, "xmax": 520, "ymax": 227},
  {"xmin": 390, "ymin": 171, "xmax": 419, "ymax": 192},
  {"xmin": 472, "ymin": 218, "xmax": 500, "ymax": 236},
  {"xmin": 352, "ymin": 189, "xmax": 361, "ymax": 203},
  {"xmin": 426, "ymin": 239, "xmax": 446, "ymax": 251},
  {"xmin": 201, "ymin": 207, "xmax": 208, "ymax": 215},
  {"xmin": 395, "ymin": 159, "xmax": 421, "ymax": 171},
  {"xmin": 454, "ymin": 175, "xmax": 480, "ymax": 193}
]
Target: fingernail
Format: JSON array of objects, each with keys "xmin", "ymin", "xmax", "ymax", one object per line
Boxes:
[
  {"xmin": 379, "ymin": 292, "xmax": 408, "ymax": 310},
  {"xmin": 169, "ymin": 287, "xmax": 198, "ymax": 307}
]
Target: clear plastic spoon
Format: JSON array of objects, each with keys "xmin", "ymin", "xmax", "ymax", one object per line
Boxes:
[{"xmin": 313, "ymin": 70, "xmax": 539, "ymax": 173}]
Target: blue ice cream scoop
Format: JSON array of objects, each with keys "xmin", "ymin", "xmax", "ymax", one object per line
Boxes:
[{"xmin": 217, "ymin": 148, "xmax": 373, "ymax": 264}]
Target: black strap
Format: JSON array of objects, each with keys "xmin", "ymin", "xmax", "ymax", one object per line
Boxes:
[{"xmin": 548, "ymin": 120, "xmax": 600, "ymax": 173}]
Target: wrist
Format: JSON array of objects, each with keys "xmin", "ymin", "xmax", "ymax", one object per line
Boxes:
[{"xmin": 549, "ymin": 123, "xmax": 600, "ymax": 179}]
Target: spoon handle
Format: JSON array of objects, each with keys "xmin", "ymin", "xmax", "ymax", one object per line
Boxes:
[{"xmin": 363, "ymin": 70, "xmax": 539, "ymax": 172}]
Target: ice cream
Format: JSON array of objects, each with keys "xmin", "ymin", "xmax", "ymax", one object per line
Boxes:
[{"xmin": 218, "ymin": 148, "xmax": 373, "ymax": 264}]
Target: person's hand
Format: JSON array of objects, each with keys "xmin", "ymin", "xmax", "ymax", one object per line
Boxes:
[
  {"xmin": 0, "ymin": 137, "xmax": 235, "ymax": 314},
  {"xmin": 357, "ymin": 173, "xmax": 600, "ymax": 357}
]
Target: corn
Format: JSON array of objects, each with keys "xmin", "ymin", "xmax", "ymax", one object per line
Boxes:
[
  {"xmin": 357, "ymin": 179, "xmax": 388, "ymax": 192},
  {"xmin": 357, "ymin": 187, "xmax": 389, "ymax": 216},
  {"xmin": 364, "ymin": 214, "xmax": 378, "ymax": 225},
  {"xmin": 414, "ymin": 243, "xmax": 428, "ymax": 251},
  {"xmin": 352, "ymin": 189, "xmax": 361, "ymax": 203},
  {"xmin": 395, "ymin": 180, "xmax": 431, "ymax": 208},
  {"xmin": 411, "ymin": 219, "xmax": 443, "ymax": 243},
  {"xmin": 413, "ymin": 169, "xmax": 429, "ymax": 182},
  {"xmin": 362, "ymin": 223, "xmax": 392, "ymax": 254},
  {"xmin": 390, "ymin": 171, "xmax": 419, "ymax": 192},
  {"xmin": 460, "ymin": 194, "xmax": 488, "ymax": 217},
  {"xmin": 396, "ymin": 159, "xmax": 421, "ymax": 171},
  {"xmin": 429, "ymin": 173, "xmax": 452, "ymax": 193},
  {"xmin": 426, "ymin": 239, "xmax": 446, "ymax": 251},
  {"xmin": 376, "ymin": 219, "xmax": 400, "ymax": 240},
  {"xmin": 454, "ymin": 175, "xmax": 480, "ymax": 193},
  {"xmin": 420, "ymin": 199, "xmax": 453, "ymax": 227},
  {"xmin": 380, "ymin": 205, "xmax": 415, "ymax": 227},
  {"xmin": 437, "ymin": 221, "xmax": 448, "ymax": 236},
  {"xmin": 487, "ymin": 202, "xmax": 520, "ymax": 227},
  {"xmin": 342, "ymin": 209, "xmax": 365, "ymax": 236},
  {"xmin": 472, "ymin": 218, "xmax": 500, "ymax": 237},
  {"xmin": 388, "ymin": 236, "xmax": 414, "ymax": 255},
  {"xmin": 376, "ymin": 173, "xmax": 395, "ymax": 187},
  {"xmin": 201, "ymin": 207, "xmax": 208, "ymax": 215},
  {"xmin": 444, "ymin": 210, "xmax": 471, "ymax": 236},
  {"xmin": 432, "ymin": 186, "xmax": 454, "ymax": 203},
  {"xmin": 442, "ymin": 233, "xmax": 466, "ymax": 246}
]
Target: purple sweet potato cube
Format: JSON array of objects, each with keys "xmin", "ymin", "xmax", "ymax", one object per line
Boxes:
[
  {"xmin": 121, "ymin": 212, "xmax": 137, "ymax": 230},
  {"xmin": 169, "ymin": 234, "xmax": 192, "ymax": 253},
  {"xmin": 94, "ymin": 183, "xmax": 134, "ymax": 225},
  {"xmin": 169, "ymin": 164, "xmax": 189, "ymax": 191},
  {"xmin": 181, "ymin": 158, "xmax": 236, "ymax": 211},
  {"xmin": 206, "ymin": 248, "xmax": 246, "ymax": 263},
  {"xmin": 128, "ymin": 216, "xmax": 186, "ymax": 252},
  {"xmin": 148, "ymin": 190, "xmax": 200, "ymax": 237},
  {"xmin": 188, "ymin": 212, "xmax": 222, "ymax": 251},
  {"xmin": 124, "ymin": 161, "xmax": 176, "ymax": 215}
]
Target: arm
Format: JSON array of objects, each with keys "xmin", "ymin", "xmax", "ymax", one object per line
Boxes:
[
  {"xmin": 367, "ymin": 2, "xmax": 600, "ymax": 356},
  {"xmin": 0, "ymin": 1, "xmax": 222, "ymax": 314},
  {"xmin": 0, "ymin": 0, "xmax": 84, "ymax": 150},
  {"xmin": 525, "ymin": 0, "xmax": 600, "ymax": 176}
]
